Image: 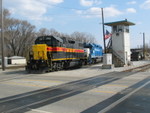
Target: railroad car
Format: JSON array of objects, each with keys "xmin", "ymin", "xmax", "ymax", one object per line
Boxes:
[
  {"xmin": 84, "ymin": 43, "xmax": 103, "ymax": 64},
  {"xmin": 26, "ymin": 35, "xmax": 87, "ymax": 72},
  {"xmin": 26, "ymin": 35, "xmax": 103, "ymax": 73},
  {"xmin": 131, "ymin": 49, "xmax": 144, "ymax": 61},
  {"xmin": 131, "ymin": 51, "xmax": 143, "ymax": 61}
]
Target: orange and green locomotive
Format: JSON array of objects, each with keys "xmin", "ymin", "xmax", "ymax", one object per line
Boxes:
[{"xmin": 26, "ymin": 35, "xmax": 87, "ymax": 72}]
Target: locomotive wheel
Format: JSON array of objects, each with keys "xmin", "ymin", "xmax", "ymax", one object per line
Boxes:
[
  {"xmin": 78, "ymin": 60, "xmax": 83, "ymax": 67},
  {"xmin": 63, "ymin": 61, "xmax": 70, "ymax": 69},
  {"xmin": 51, "ymin": 62, "xmax": 63, "ymax": 71},
  {"xmin": 57, "ymin": 62, "xmax": 63, "ymax": 71},
  {"xmin": 39, "ymin": 69, "xmax": 46, "ymax": 74},
  {"xmin": 51, "ymin": 62, "xmax": 56, "ymax": 71}
]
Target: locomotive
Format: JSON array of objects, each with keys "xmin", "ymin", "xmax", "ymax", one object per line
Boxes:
[
  {"xmin": 26, "ymin": 35, "xmax": 103, "ymax": 73},
  {"xmin": 84, "ymin": 43, "xmax": 103, "ymax": 64}
]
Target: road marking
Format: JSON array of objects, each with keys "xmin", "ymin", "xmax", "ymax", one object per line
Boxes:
[
  {"xmin": 4, "ymin": 82, "xmax": 49, "ymax": 88},
  {"xmin": 94, "ymin": 90, "xmax": 116, "ymax": 94},
  {"xmin": 30, "ymin": 109, "xmax": 52, "ymax": 113},
  {"xmin": 105, "ymin": 84, "xmax": 128, "ymax": 87},
  {"xmin": 98, "ymin": 80, "xmax": 150, "ymax": 113},
  {"xmin": 3, "ymin": 79, "xmax": 64, "ymax": 88},
  {"xmin": 22, "ymin": 79, "xmax": 63, "ymax": 83}
]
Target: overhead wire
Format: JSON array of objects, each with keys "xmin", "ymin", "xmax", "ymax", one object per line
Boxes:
[
  {"xmin": 47, "ymin": 4, "xmax": 101, "ymax": 17},
  {"xmin": 49, "ymin": 4, "xmax": 89, "ymax": 10}
]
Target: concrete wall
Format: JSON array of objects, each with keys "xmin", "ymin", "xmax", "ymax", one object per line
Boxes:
[
  {"xmin": 11, "ymin": 59, "xmax": 26, "ymax": 65},
  {"xmin": 8, "ymin": 56, "xmax": 26, "ymax": 65}
]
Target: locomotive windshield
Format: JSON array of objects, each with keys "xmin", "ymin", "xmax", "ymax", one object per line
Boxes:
[
  {"xmin": 35, "ymin": 36, "xmax": 52, "ymax": 46},
  {"xmin": 35, "ymin": 36, "xmax": 63, "ymax": 47}
]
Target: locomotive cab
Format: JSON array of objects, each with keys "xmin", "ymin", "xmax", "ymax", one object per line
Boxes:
[
  {"xmin": 32, "ymin": 36, "xmax": 63, "ymax": 61},
  {"xmin": 26, "ymin": 36, "xmax": 64, "ymax": 72},
  {"xmin": 35, "ymin": 36, "xmax": 63, "ymax": 47}
]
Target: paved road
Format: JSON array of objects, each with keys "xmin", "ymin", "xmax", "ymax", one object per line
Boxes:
[
  {"xmin": 106, "ymin": 81, "xmax": 150, "ymax": 113},
  {"xmin": 82, "ymin": 76, "xmax": 150, "ymax": 113},
  {"xmin": 0, "ymin": 64, "xmax": 149, "ymax": 113}
]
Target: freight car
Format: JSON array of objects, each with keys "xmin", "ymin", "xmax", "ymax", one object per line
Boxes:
[
  {"xmin": 26, "ymin": 35, "xmax": 103, "ymax": 73},
  {"xmin": 131, "ymin": 49, "xmax": 143, "ymax": 61}
]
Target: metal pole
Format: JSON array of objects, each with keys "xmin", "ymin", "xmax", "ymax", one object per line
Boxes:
[
  {"xmin": 101, "ymin": 8, "xmax": 106, "ymax": 54},
  {"xmin": 143, "ymin": 32, "xmax": 145, "ymax": 59},
  {"xmin": 0, "ymin": 0, "xmax": 5, "ymax": 71}
]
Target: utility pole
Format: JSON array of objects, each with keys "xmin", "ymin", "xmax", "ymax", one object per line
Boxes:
[
  {"xmin": 143, "ymin": 32, "xmax": 145, "ymax": 59},
  {"xmin": 101, "ymin": 8, "xmax": 106, "ymax": 54},
  {"xmin": 0, "ymin": 0, "xmax": 5, "ymax": 71}
]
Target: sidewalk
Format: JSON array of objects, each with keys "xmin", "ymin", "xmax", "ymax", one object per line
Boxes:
[{"xmin": 0, "ymin": 64, "xmax": 25, "ymax": 70}]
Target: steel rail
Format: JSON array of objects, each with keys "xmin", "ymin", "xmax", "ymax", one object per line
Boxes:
[{"xmin": 122, "ymin": 63, "xmax": 150, "ymax": 72}]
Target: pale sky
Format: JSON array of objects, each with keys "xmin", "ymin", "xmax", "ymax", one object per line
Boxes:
[{"xmin": 4, "ymin": 0, "xmax": 150, "ymax": 48}]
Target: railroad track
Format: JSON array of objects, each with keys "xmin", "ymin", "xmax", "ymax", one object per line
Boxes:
[{"xmin": 123, "ymin": 63, "xmax": 150, "ymax": 72}]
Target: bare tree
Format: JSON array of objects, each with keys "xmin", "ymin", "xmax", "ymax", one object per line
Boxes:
[
  {"xmin": 37, "ymin": 28, "xmax": 51, "ymax": 36},
  {"xmin": 37, "ymin": 28, "xmax": 61, "ymax": 36},
  {"xmin": 0, "ymin": 9, "xmax": 36, "ymax": 57},
  {"xmin": 37, "ymin": 29, "xmax": 97, "ymax": 43},
  {"xmin": 4, "ymin": 18, "xmax": 35, "ymax": 57},
  {"xmin": 71, "ymin": 32, "xmax": 96, "ymax": 43},
  {"xmin": 49, "ymin": 28, "xmax": 61, "ymax": 37},
  {"xmin": 37, "ymin": 28, "xmax": 71, "ymax": 40}
]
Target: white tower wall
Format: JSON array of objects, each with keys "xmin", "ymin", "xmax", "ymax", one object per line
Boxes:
[
  {"xmin": 124, "ymin": 32, "xmax": 131, "ymax": 63},
  {"xmin": 111, "ymin": 26, "xmax": 131, "ymax": 65},
  {"xmin": 112, "ymin": 32, "xmax": 124, "ymax": 61}
]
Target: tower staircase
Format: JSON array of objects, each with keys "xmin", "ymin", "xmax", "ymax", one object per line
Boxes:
[{"xmin": 106, "ymin": 37, "xmax": 125, "ymax": 67}]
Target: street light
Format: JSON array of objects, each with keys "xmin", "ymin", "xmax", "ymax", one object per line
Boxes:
[
  {"xmin": 142, "ymin": 32, "xmax": 145, "ymax": 59},
  {"xmin": 140, "ymin": 32, "xmax": 146, "ymax": 60},
  {"xmin": 0, "ymin": 0, "xmax": 5, "ymax": 71},
  {"xmin": 101, "ymin": 8, "xmax": 106, "ymax": 54}
]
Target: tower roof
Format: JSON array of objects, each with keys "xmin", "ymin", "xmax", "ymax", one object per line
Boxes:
[{"xmin": 104, "ymin": 19, "xmax": 135, "ymax": 26}]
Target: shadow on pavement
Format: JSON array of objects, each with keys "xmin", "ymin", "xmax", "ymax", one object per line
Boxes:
[{"xmin": 0, "ymin": 71, "xmax": 136, "ymax": 113}]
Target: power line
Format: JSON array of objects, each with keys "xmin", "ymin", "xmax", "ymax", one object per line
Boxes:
[
  {"xmin": 49, "ymin": 4, "xmax": 89, "ymax": 10},
  {"xmin": 46, "ymin": 13, "xmax": 101, "ymax": 17},
  {"xmin": 47, "ymin": 4, "xmax": 102, "ymax": 17}
]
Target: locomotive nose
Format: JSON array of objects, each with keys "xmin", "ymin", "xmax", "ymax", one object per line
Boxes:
[{"xmin": 32, "ymin": 44, "xmax": 48, "ymax": 60}]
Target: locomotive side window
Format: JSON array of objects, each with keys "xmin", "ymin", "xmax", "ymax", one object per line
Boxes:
[
  {"xmin": 52, "ymin": 36, "xmax": 63, "ymax": 47},
  {"xmin": 45, "ymin": 37, "xmax": 52, "ymax": 46},
  {"xmin": 35, "ymin": 37, "xmax": 44, "ymax": 44},
  {"xmin": 79, "ymin": 43, "xmax": 83, "ymax": 49},
  {"xmin": 35, "ymin": 36, "xmax": 53, "ymax": 46}
]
